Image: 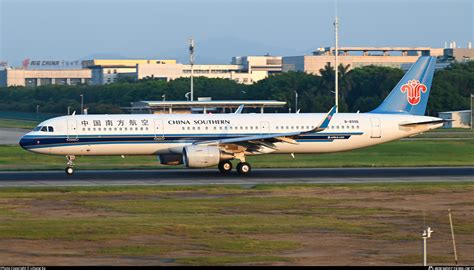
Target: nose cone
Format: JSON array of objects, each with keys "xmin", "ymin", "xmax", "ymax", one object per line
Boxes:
[
  {"xmin": 19, "ymin": 135, "xmax": 28, "ymax": 149},
  {"xmin": 19, "ymin": 134, "xmax": 34, "ymax": 151}
]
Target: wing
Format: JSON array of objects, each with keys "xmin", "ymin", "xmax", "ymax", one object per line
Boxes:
[{"xmin": 194, "ymin": 106, "xmax": 337, "ymax": 154}]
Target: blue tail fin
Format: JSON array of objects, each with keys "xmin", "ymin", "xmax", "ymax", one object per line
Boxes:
[{"xmin": 371, "ymin": 56, "xmax": 436, "ymax": 115}]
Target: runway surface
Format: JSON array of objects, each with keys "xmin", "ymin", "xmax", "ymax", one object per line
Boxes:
[
  {"xmin": 0, "ymin": 167, "xmax": 472, "ymax": 187},
  {"xmin": 0, "ymin": 128, "xmax": 27, "ymax": 145}
]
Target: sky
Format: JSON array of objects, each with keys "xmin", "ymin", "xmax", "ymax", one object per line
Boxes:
[{"xmin": 0, "ymin": 0, "xmax": 473, "ymax": 65}]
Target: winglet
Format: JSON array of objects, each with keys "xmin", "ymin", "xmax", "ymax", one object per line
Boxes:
[
  {"xmin": 234, "ymin": 104, "xmax": 244, "ymax": 114},
  {"xmin": 310, "ymin": 105, "xmax": 337, "ymax": 132}
]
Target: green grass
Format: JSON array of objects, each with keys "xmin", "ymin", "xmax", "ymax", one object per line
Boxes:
[
  {"xmin": 0, "ymin": 183, "xmax": 472, "ymax": 265},
  {"xmin": 0, "ymin": 118, "xmax": 39, "ymax": 129},
  {"xmin": 0, "ymin": 139, "xmax": 473, "ymax": 170},
  {"xmin": 175, "ymin": 255, "xmax": 292, "ymax": 265}
]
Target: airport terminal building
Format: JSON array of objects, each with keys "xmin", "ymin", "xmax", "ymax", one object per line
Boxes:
[
  {"xmin": 0, "ymin": 68, "xmax": 92, "ymax": 87},
  {"xmin": 283, "ymin": 46, "xmax": 474, "ymax": 75},
  {"xmin": 136, "ymin": 55, "xmax": 282, "ymax": 85},
  {"xmin": 282, "ymin": 47, "xmax": 446, "ymax": 75},
  {"xmin": 0, "ymin": 56, "xmax": 281, "ymax": 87},
  {"xmin": 1, "ymin": 46, "xmax": 472, "ymax": 87}
]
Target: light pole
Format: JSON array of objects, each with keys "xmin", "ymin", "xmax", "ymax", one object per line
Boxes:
[
  {"xmin": 189, "ymin": 38, "xmax": 195, "ymax": 102},
  {"xmin": 422, "ymin": 227, "xmax": 433, "ymax": 266},
  {"xmin": 36, "ymin": 105, "xmax": 40, "ymax": 119},
  {"xmin": 67, "ymin": 106, "xmax": 71, "ymax": 115},
  {"xmin": 80, "ymin": 94, "xmax": 84, "ymax": 114},
  {"xmin": 295, "ymin": 91, "xmax": 299, "ymax": 113}
]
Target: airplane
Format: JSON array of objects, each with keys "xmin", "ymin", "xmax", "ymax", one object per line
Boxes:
[{"xmin": 19, "ymin": 56, "xmax": 445, "ymax": 175}]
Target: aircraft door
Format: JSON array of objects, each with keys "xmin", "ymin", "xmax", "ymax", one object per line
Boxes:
[
  {"xmin": 260, "ymin": 121, "xmax": 270, "ymax": 135},
  {"xmin": 67, "ymin": 119, "xmax": 78, "ymax": 141},
  {"xmin": 370, "ymin": 117, "xmax": 381, "ymax": 138},
  {"xmin": 154, "ymin": 119, "xmax": 165, "ymax": 140}
]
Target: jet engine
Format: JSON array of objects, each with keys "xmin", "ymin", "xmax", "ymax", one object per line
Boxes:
[
  {"xmin": 158, "ymin": 154, "xmax": 183, "ymax": 165},
  {"xmin": 183, "ymin": 145, "xmax": 234, "ymax": 168}
]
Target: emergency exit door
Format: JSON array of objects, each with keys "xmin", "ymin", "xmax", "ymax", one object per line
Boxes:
[{"xmin": 370, "ymin": 118, "xmax": 381, "ymax": 138}]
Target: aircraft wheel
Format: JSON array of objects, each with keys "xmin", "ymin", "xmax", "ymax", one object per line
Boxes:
[
  {"xmin": 236, "ymin": 162, "xmax": 251, "ymax": 175},
  {"xmin": 218, "ymin": 160, "xmax": 233, "ymax": 173},
  {"xmin": 65, "ymin": 166, "xmax": 74, "ymax": 175}
]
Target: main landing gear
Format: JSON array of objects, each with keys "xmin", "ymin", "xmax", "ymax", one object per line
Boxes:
[
  {"xmin": 218, "ymin": 155, "xmax": 252, "ymax": 175},
  {"xmin": 65, "ymin": 155, "xmax": 75, "ymax": 175}
]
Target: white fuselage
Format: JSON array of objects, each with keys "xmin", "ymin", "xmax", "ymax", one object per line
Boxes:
[{"xmin": 20, "ymin": 112, "xmax": 442, "ymax": 156}]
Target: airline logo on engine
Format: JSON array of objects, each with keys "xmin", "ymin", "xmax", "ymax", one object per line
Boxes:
[{"xmin": 400, "ymin": 79, "xmax": 427, "ymax": 106}]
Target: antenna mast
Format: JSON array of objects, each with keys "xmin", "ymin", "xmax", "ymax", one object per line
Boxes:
[{"xmin": 334, "ymin": 2, "xmax": 339, "ymax": 113}]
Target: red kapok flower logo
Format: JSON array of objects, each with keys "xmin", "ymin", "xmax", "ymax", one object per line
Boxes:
[{"xmin": 400, "ymin": 80, "xmax": 427, "ymax": 105}]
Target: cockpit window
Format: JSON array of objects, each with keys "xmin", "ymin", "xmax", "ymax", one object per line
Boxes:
[{"xmin": 35, "ymin": 126, "xmax": 54, "ymax": 132}]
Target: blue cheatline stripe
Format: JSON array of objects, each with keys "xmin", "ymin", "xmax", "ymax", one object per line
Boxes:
[
  {"xmin": 25, "ymin": 139, "xmax": 337, "ymax": 150},
  {"xmin": 23, "ymin": 131, "xmax": 363, "ymax": 139},
  {"xmin": 21, "ymin": 132, "xmax": 363, "ymax": 150}
]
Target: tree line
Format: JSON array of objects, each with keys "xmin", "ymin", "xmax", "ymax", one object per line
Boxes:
[{"xmin": 0, "ymin": 61, "xmax": 472, "ymax": 116}]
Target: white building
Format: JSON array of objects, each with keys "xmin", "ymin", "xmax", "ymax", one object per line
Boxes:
[
  {"xmin": 137, "ymin": 63, "xmax": 268, "ymax": 84},
  {"xmin": 283, "ymin": 47, "xmax": 445, "ymax": 75},
  {"xmin": 0, "ymin": 68, "xmax": 92, "ymax": 87},
  {"xmin": 438, "ymin": 110, "xmax": 472, "ymax": 128},
  {"xmin": 137, "ymin": 55, "xmax": 282, "ymax": 85},
  {"xmin": 82, "ymin": 59, "xmax": 176, "ymax": 85}
]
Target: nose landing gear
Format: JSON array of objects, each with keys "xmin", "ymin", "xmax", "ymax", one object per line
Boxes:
[{"xmin": 65, "ymin": 155, "xmax": 76, "ymax": 175}]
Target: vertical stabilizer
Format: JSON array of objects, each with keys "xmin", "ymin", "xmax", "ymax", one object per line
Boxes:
[{"xmin": 371, "ymin": 56, "xmax": 436, "ymax": 115}]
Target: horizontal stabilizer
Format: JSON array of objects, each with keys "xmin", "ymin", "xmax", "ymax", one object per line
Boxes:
[{"xmin": 399, "ymin": 119, "xmax": 450, "ymax": 127}]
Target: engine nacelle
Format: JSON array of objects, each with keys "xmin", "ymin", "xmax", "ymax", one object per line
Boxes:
[
  {"xmin": 158, "ymin": 154, "xmax": 183, "ymax": 165},
  {"xmin": 183, "ymin": 145, "xmax": 233, "ymax": 168}
]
